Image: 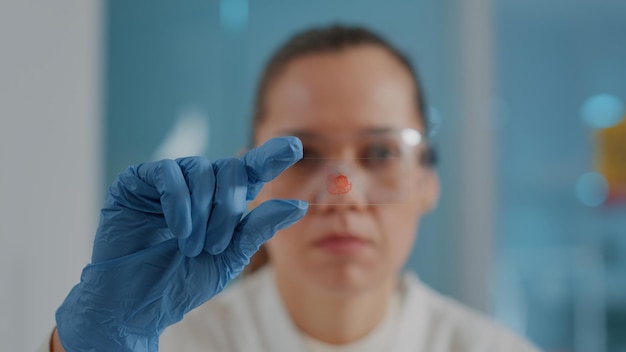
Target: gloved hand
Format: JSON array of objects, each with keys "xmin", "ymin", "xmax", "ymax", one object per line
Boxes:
[{"xmin": 55, "ymin": 137, "xmax": 307, "ymax": 352}]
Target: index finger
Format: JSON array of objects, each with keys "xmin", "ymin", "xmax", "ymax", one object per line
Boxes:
[{"xmin": 241, "ymin": 136, "xmax": 302, "ymax": 201}]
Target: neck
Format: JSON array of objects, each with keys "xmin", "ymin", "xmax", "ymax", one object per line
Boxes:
[{"xmin": 273, "ymin": 268, "xmax": 398, "ymax": 345}]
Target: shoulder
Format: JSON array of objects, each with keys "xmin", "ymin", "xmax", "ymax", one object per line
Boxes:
[{"xmin": 400, "ymin": 273, "xmax": 540, "ymax": 352}]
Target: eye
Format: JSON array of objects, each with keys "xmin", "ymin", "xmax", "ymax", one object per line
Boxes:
[
  {"xmin": 364, "ymin": 144, "xmax": 399, "ymax": 160},
  {"xmin": 361, "ymin": 143, "xmax": 401, "ymax": 169}
]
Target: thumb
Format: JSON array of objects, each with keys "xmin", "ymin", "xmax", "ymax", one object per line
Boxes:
[{"xmin": 223, "ymin": 199, "xmax": 308, "ymax": 269}]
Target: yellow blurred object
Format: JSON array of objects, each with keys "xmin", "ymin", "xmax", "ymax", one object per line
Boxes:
[{"xmin": 596, "ymin": 115, "xmax": 626, "ymax": 202}]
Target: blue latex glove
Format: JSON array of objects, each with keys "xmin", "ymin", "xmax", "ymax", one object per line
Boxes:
[{"xmin": 55, "ymin": 137, "xmax": 308, "ymax": 352}]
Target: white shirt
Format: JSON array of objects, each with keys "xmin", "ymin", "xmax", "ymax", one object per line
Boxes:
[
  {"xmin": 41, "ymin": 267, "xmax": 540, "ymax": 352},
  {"xmin": 300, "ymin": 290, "xmax": 401, "ymax": 352},
  {"xmin": 160, "ymin": 266, "xmax": 539, "ymax": 352}
]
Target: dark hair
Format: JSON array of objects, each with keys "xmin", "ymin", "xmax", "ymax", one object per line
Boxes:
[{"xmin": 252, "ymin": 25, "xmax": 435, "ymax": 168}]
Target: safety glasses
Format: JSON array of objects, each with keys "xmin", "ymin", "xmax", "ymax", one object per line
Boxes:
[{"xmin": 268, "ymin": 128, "xmax": 429, "ymax": 205}]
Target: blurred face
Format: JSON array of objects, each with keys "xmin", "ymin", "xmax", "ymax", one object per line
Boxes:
[{"xmin": 253, "ymin": 45, "xmax": 439, "ymax": 296}]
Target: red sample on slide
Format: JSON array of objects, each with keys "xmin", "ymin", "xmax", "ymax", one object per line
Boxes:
[{"xmin": 327, "ymin": 173, "xmax": 353, "ymax": 195}]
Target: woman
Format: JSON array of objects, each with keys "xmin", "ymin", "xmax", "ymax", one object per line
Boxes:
[{"xmin": 47, "ymin": 25, "xmax": 539, "ymax": 351}]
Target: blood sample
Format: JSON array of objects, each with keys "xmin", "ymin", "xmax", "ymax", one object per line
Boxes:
[{"xmin": 326, "ymin": 173, "xmax": 353, "ymax": 195}]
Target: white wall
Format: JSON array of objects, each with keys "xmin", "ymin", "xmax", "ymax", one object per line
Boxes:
[{"xmin": 0, "ymin": 1, "xmax": 101, "ymax": 350}]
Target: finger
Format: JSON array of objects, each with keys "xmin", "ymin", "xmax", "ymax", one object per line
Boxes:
[
  {"xmin": 241, "ymin": 136, "xmax": 302, "ymax": 201},
  {"xmin": 204, "ymin": 158, "xmax": 248, "ymax": 255},
  {"xmin": 93, "ymin": 167, "xmax": 169, "ymax": 263},
  {"xmin": 175, "ymin": 157, "xmax": 216, "ymax": 257},
  {"xmin": 135, "ymin": 159, "xmax": 192, "ymax": 239},
  {"xmin": 222, "ymin": 199, "xmax": 308, "ymax": 270}
]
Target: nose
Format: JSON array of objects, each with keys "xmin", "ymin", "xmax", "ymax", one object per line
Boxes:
[{"xmin": 310, "ymin": 160, "xmax": 368, "ymax": 213}]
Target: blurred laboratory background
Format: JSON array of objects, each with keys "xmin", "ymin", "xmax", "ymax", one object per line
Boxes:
[{"xmin": 1, "ymin": 0, "xmax": 625, "ymax": 351}]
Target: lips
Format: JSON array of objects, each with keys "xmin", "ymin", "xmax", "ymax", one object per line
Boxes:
[{"xmin": 314, "ymin": 233, "xmax": 369, "ymax": 254}]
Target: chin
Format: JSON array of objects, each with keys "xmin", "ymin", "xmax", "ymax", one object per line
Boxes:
[{"xmin": 307, "ymin": 259, "xmax": 390, "ymax": 297}]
